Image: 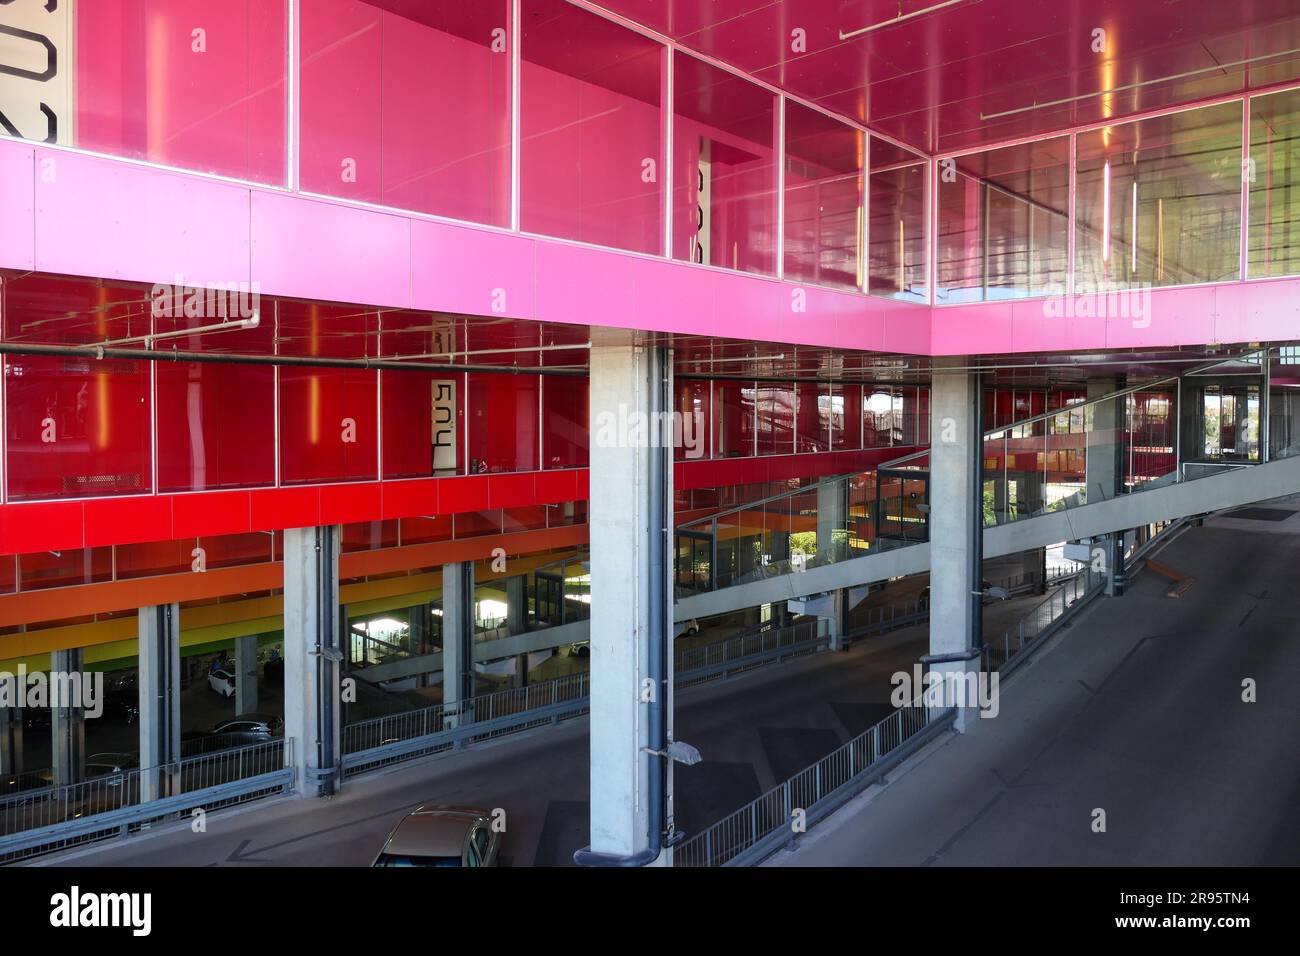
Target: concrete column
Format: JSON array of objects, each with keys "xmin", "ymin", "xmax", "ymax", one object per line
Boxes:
[
  {"xmin": 408, "ymin": 604, "xmax": 430, "ymax": 655},
  {"xmin": 138, "ymin": 603, "xmax": 181, "ymax": 800},
  {"xmin": 283, "ymin": 526, "xmax": 343, "ymax": 797},
  {"xmin": 1022, "ymin": 547, "xmax": 1047, "ymax": 594},
  {"xmin": 0, "ymin": 702, "xmax": 22, "ymax": 777},
  {"xmin": 924, "ymin": 367, "xmax": 982, "ymax": 732},
  {"xmin": 441, "ymin": 562, "xmax": 475, "ymax": 724},
  {"xmin": 816, "ymin": 480, "xmax": 847, "ymax": 564},
  {"xmin": 583, "ymin": 340, "xmax": 673, "ymax": 866},
  {"xmin": 1087, "ymin": 376, "xmax": 1122, "ymax": 503},
  {"xmin": 50, "ymin": 648, "xmax": 85, "ymax": 789},
  {"xmin": 235, "ymin": 634, "xmax": 259, "ymax": 715},
  {"xmin": 506, "ymin": 575, "xmax": 529, "ymax": 688},
  {"xmin": 791, "ymin": 591, "xmax": 847, "ymax": 651},
  {"xmin": 1102, "ymin": 532, "xmax": 1127, "ymax": 597},
  {"xmin": 771, "ymin": 529, "xmax": 791, "ymax": 564}
]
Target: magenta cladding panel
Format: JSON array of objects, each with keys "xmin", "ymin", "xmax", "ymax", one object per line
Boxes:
[
  {"xmin": 0, "ymin": 144, "xmax": 34, "ymax": 270},
  {"xmin": 252, "ymin": 192, "xmax": 412, "ymax": 309},
  {"xmin": 32, "ymin": 146, "xmax": 252, "ymax": 286},
  {"xmin": 0, "ymin": 138, "xmax": 1295, "ymax": 355}
]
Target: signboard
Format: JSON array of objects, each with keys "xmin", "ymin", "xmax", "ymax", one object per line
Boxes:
[
  {"xmin": 0, "ymin": 0, "xmax": 73, "ymax": 145},
  {"xmin": 432, "ymin": 379, "xmax": 457, "ymax": 475}
]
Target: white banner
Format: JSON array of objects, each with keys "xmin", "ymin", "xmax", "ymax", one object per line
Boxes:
[{"xmin": 0, "ymin": 0, "xmax": 73, "ymax": 145}]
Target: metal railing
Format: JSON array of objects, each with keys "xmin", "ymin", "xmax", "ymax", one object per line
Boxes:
[
  {"xmin": 341, "ymin": 671, "xmax": 593, "ymax": 776},
  {"xmin": 675, "ymin": 619, "xmax": 826, "ymax": 688},
  {"xmin": 342, "ymin": 618, "xmax": 845, "ymax": 776},
  {"xmin": 980, "ymin": 570, "xmax": 1104, "ymax": 675},
  {"xmin": 0, "ymin": 738, "xmax": 293, "ymax": 862},
  {"xmin": 674, "ymin": 691, "xmax": 954, "ymax": 867}
]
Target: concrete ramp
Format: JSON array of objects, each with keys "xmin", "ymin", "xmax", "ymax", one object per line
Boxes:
[{"xmin": 676, "ymin": 454, "xmax": 1300, "ymax": 623}]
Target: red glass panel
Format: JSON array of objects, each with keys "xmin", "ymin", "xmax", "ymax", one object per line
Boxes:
[
  {"xmin": 155, "ymin": 310, "xmax": 275, "ymax": 492},
  {"xmin": 279, "ymin": 367, "xmax": 378, "ymax": 484},
  {"xmin": 5, "ymin": 354, "xmax": 152, "ymax": 500},
  {"xmin": 674, "ymin": 379, "xmax": 710, "ymax": 462},
  {"xmin": 712, "ymin": 380, "xmax": 753, "ymax": 457},
  {"xmin": 756, "ymin": 385, "xmax": 794, "ymax": 455},
  {"xmin": 400, "ymin": 515, "xmax": 452, "ymax": 544},
  {"xmin": 115, "ymin": 539, "xmax": 193, "ymax": 579},
  {"xmin": 467, "ymin": 373, "xmax": 538, "ymax": 474},
  {"xmin": 795, "ymin": 382, "xmax": 826, "ymax": 453},
  {"xmin": 383, "ymin": 370, "xmax": 465, "ymax": 479},
  {"xmin": 542, "ymin": 376, "xmax": 587, "ymax": 469},
  {"xmin": 342, "ymin": 520, "xmax": 398, "ymax": 552},
  {"xmin": 19, "ymin": 548, "xmax": 113, "ymax": 591}
]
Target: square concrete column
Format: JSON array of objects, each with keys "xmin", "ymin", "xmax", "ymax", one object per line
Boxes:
[
  {"xmin": 583, "ymin": 340, "xmax": 673, "ymax": 866},
  {"xmin": 235, "ymin": 634, "xmax": 259, "ymax": 715},
  {"xmin": 283, "ymin": 526, "xmax": 343, "ymax": 797},
  {"xmin": 50, "ymin": 648, "xmax": 85, "ymax": 789},
  {"xmin": 1022, "ymin": 547, "xmax": 1047, "ymax": 594},
  {"xmin": 506, "ymin": 575, "xmax": 529, "ymax": 688},
  {"xmin": 1086, "ymin": 376, "xmax": 1122, "ymax": 503},
  {"xmin": 0, "ymin": 699, "xmax": 22, "ymax": 778},
  {"xmin": 925, "ymin": 366, "xmax": 983, "ymax": 731},
  {"xmin": 441, "ymin": 562, "xmax": 475, "ymax": 725},
  {"xmin": 138, "ymin": 603, "xmax": 181, "ymax": 801},
  {"xmin": 816, "ymin": 479, "xmax": 848, "ymax": 564}
]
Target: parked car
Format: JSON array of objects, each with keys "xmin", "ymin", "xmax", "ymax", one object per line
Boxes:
[
  {"xmin": 208, "ymin": 668, "xmax": 236, "ymax": 698},
  {"xmin": 568, "ymin": 642, "xmax": 590, "ymax": 658},
  {"xmin": 681, "ymin": 619, "xmax": 701, "ymax": 636},
  {"xmin": 210, "ymin": 714, "xmax": 284, "ymax": 743},
  {"xmin": 85, "ymin": 752, "xmax": 138, "ymax": 781},
  {"xmin": 372, "ymin": 806, "xmax": 501, "ymax": 867}
]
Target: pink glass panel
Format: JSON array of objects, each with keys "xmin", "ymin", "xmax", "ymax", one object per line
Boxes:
[{"xmin": 521, "ymin": 0, "xmax": 663, "ymax": 254}]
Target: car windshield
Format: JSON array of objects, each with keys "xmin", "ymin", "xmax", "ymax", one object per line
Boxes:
[{"xmin": 373, "ymin": 854, "xmax": 460, "ymax": 867}]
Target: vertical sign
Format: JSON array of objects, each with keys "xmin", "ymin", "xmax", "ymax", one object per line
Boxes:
[
  {"xmin": 432, "ymin": 380, "xmax": 457, "ymax": 474},
  {"xmin": 0, "ymin": 0, "xmax": 73, "ymax": 145},
  {"xmin": 695, "ymin": 142, "xmax": 711, "ymax": 265}
]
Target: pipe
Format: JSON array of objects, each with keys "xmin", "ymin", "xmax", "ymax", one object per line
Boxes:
[{"xmin": 0, "ymin": 341, "xmax": 586, "ymax": 377}]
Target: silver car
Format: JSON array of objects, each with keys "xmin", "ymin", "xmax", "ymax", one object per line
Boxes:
[{"xmin": 372, "ymin": 806, "xmax": 501, "ymax": 867}]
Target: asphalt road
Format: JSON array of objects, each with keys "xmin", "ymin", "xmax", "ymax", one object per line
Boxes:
[
  {"xmin": 772, "ymin": 512, "xmax": 1300, "ymax": 866},
  {"xmin": 28, "ymin": 587, "xmax": 1045, "ymax": 867}
]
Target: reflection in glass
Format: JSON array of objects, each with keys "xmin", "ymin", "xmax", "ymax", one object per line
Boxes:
[
  {"xmin": 784, "ymin": 103, "xmax": 864, "ymax": 291},
  {"xmin": 1075, "ymin": 103, "xmax": 1242, "ymax": 290},
  {"xmin": 868, "ymin": 137, "xmax": 928, "ymax": 301},
  {"xmin": 936, "ymin": 138, "xmax": 1069, "ymax": 302},
  {"xmin": 1249, "ymin": 88, "xmax": 1300, "ymax": 278}
]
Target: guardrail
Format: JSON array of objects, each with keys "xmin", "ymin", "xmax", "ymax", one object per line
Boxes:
[
  {"xmin": 675, "ymin": 619, "xmax": 827, "ymax": 688},
  {"xmin": 980, "ymin": 570, "xmax": 1103, "ymax": 675},
  {"xmin": 0, "ymin": 738, "xmax": 293, "ymax": 863},
  {"xmin": 674, "ymin": 692, "xmax": 954, "ymax": 867},
  {"xmin": 343, "ymin": 618, "xmax": 844, "ymax": 776}
]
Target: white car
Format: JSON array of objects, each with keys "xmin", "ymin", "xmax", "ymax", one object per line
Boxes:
[{"xmin": 208, "ymin": 668, "xmax": 236, "ymax": 698}]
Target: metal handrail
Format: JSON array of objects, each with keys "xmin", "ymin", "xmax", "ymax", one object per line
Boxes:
[
  {"xmin": 674, "ymin": 689, "xmax": 954, "ymax": 867},
  {"xmin": 0, "ymin": 738, "xmax": 292, "ymax": 845}
]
